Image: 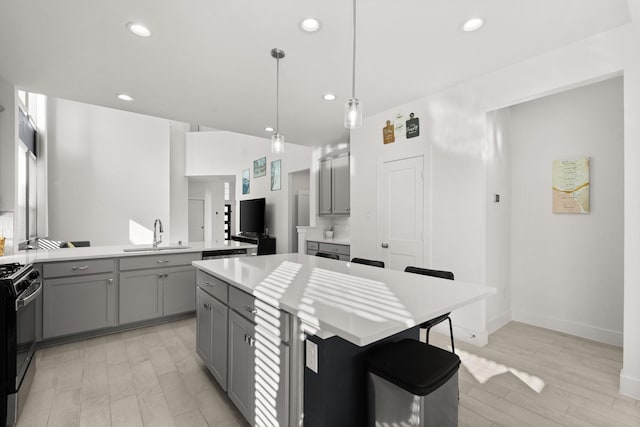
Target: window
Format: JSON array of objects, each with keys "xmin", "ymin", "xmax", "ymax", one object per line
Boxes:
[
  {"xmin": 224, "ymin": 181, "xmax": 230, "ymax": 201},
  {"xmin": 224, "ymin": 204, "xmax": 232, "ymax": 240},
  {"xmin": 16, "ymin": 98, "xmax": 41, "ymax": 247}
]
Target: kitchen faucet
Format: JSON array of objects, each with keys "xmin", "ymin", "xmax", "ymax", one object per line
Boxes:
[{"xmin": 153, "ymin": 219, "xmax": 164, "ymax": 248}]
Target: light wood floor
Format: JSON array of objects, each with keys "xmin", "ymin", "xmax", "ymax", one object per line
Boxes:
[
  {"xmin": 18, "ymin": 318, "xmax": 248, "ymax": 427},
  {"xmin": 17, "ymin": 319, "xmax": 640, "ymax": 426},
  {"xmin": 430, "ymin": 322, "xmax": 640, "ymax": 427}
]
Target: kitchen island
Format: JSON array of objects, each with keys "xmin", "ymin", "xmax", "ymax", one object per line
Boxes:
[{"xmin": 193, "ymin": 253, "xmax": 496, "ymax": 426}]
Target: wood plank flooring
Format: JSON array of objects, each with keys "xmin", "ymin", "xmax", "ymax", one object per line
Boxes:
[
  {"xmin": 430, "ymin": 321, "xmax": 640, "ymax": 427},
  {"xmin": 17, "ymin": 319, "xmax": 248, "ymax": 427},
  {"xmin": 17, "ymin": 319, "xmax": 639, "ymax": 426}
]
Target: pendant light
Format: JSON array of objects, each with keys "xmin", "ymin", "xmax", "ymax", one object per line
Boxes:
[
  {"xmin": 271, "ymin": 48, "xmax": 285, "ymax": 154},
  {"xmin": 344, "ymin": 0, "xmax": 362, "ymax": 129}
]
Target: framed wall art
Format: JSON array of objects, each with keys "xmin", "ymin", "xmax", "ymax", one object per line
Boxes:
[
  {"xmin": 254, "ymin": 157, "xmax": 267, "ymax": 177},
  {"xmin": 242, "ymin": 169, "xmax": 250, "ymax": 194},
  {"xmin": 271, "ymin": 159, "xmax": 281, "ymax": 191}
]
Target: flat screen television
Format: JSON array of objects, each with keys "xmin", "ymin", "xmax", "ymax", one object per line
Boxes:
[{"xmin": 239, "ymin": 198, "xmax": 266, "ymax": 235}]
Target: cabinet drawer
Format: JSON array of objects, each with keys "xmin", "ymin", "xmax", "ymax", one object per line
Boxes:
[
  {"xmin": 43, "ymin": 259, "xmax": 115, "ymax": 278},
  {"xmin": 120, "ymin": 252, "xmax": 200, "ymax": 271},
  {"xmin": 307, "ymin": 241, "xmax": 319, "ymax": 251},
  {"xmin": 229, "ymin": 287, "xmax": 290, "ymax": 343},
  {"xmin": 196, "ymin": 270, "xmax": 229, "ymax": 304},
  {"xmin": 318, "ymin": 243, "xmax": 350, "ymax": 257}
]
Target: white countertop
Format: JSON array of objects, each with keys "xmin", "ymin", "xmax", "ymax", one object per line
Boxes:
[
  {"xmin": 0, "ymin": 241, "xmax": 257, "ymax": 265},
  {"xmin": 193, "ymin": 253, "xmax": 495, "ymax": 346}
]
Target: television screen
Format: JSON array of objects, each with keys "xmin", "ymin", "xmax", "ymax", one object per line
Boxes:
[{"xmin": 240, "ymin": 198, "xmax": 265, "ymax": 234}]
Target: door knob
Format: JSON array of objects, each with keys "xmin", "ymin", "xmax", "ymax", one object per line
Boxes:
[{"xmin": 381, "ymin": 243, "xmax": 389, "ymax": 248}]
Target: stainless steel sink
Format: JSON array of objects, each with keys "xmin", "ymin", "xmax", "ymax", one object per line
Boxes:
[{"xmin": 123, "ymin": 245, "xmax": 191, "ymax": 252}]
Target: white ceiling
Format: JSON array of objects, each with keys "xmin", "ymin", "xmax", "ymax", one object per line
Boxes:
[{"xmin": 0, "ymin": 0, "xmax": 631, "ymax": 146}]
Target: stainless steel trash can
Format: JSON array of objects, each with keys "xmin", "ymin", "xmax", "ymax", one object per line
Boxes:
[{"xmin": 368, "ymin": 339, "xmax": 461, "ymax": 427}]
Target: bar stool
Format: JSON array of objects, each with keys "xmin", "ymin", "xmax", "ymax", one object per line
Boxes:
[
  {"xmin": 404, "ymin": 266, "xmax": 455, "ymax": 353},
  {"xmin": 350, "ymin": 257, "xmax": 385, "ymax": 268}
]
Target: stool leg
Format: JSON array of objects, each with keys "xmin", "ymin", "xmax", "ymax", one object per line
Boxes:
[
  {"xmin": 425, "ymin": 327, "xmax": 431, "ymax": 344},
  {"xmin": 447, "ymin": 317, "xmax": 455, "ymax": 353}
]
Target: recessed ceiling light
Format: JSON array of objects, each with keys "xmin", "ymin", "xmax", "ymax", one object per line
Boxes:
[
  {"xmin": 323, "ymin": 93, "xmax": 336, "ymax": 101},
  {"xmin": 117, "ymin": 93, "xmax": 134, "ymax": 101},
  {"xmin": 300, "ymin": 18, "xmax": 321, "ymax": 33},
  {"xmin": 461, "ymin": 17, "xmax": 484, "ymax": 32},
  {"xmin": 265, "ymin": 126, "xmax": 274, "ymax": 132},
  {"xmin": 126, "ymin": 22, "xmax": 151, "ymax": 37}
]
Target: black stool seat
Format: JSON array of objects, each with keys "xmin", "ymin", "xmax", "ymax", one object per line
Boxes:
[{"xmin": 368, "ymin": 339, "xmax": 460, "ymax": 396}]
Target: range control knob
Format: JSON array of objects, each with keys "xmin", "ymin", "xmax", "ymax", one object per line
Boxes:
[{"xmin": 28, "ymin": 271, "xmax": 40, "ymax": 280}]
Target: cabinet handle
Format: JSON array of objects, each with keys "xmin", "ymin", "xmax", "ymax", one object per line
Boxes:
[
  {"xmin": 157, "ymin": 260, "xmax": 170, "ymax": 264},
  {"xmin": 381, "ymin": 243, "xmax": 389, "ymax": 248},
  {"xmin": 72, "ymin": 265, "xmax": 89, "ymax": 271},
  {"xmin": 243, "ymin": 305, "xmax": 258, "ymax": 315},
  {"xmin": 203, "ymin": 303, "xmax": 211, "ymax": 311},
  {"xmin": 203, "ymin": 282, "xmax": 212, "ymax": 287},
  {"xmin": 108, "ymin": 279, "xmax": 113, "ymax": 285},
  {"xmin": 244, "ymin": 334, "xmax": 255, "ymax": 346}
]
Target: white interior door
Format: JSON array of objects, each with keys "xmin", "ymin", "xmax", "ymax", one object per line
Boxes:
[
  {"xmin": 188, "ymin": 199, "xmax": 205, "ymax": 242},
  {"xmin": 378, "ymin": 156, "xmax": 424, "ymax": 270}
]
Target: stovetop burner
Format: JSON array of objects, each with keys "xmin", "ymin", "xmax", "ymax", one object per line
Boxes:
[{"xmin": 0, "ymin": 262, "xmax": 24, "ymax": 279}]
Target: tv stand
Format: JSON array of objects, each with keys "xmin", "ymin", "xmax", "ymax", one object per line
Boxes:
[{"xmin": 231, "ymin": 235, "xmax": 276, "ymax": 255}]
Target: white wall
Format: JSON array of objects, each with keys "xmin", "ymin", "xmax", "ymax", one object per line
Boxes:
[
  {"xmin": 47, "ymin": 98, "xmax": 172, "ymax": 245},
  {"xmin": 351, "ymin": 19, "xmax": 640, "ymax": 397},
  {"xmin": 170, "ymin": 121, "xmax": 190, "ymax": 244},
  {"xmin": 509, "ymin": 78, "xmax": 624, "ymax": 345},
  {"xmin": 185, "ymin": 131, "xmax": 312, "ymax": 253}
]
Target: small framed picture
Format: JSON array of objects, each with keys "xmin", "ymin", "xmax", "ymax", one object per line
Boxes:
[
  {"xmin": 271, "ymin": 159, "xmax": 281, "ymax": 191},
  {"xmin": 242, "ymin": 169, "xmax": 250, "ymax": 194},
  {"xmin": 254, "ymin": 157, "xmax": 267, "ymax": 177}
]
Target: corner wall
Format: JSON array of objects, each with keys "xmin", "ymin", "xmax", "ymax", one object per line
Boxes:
[{"xmin": 509, "ymin": 77, "xmax": 624, "ymax": 346}]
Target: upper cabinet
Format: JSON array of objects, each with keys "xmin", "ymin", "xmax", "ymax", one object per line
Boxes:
[{"xmin": 319, "ymin": 153, "xmax": 350, "ymax": 216}]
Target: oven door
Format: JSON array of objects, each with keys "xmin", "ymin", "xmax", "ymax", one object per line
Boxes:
[{"xmin": 14, "ymin": 280, "xmax": 41, "ymax": 390}]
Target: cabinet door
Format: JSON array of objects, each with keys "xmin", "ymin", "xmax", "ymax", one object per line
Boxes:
[
  {"xmin": 318, "ymin": 159, "xmax": 333, "ymax": 215},
  {"xmin": 332, "ymin": 154, "xmax": 350, "ymax": 215},
  {"xmin": 228, "ymin": 311, "xmax": 256, "ymax": 424},
  {"xmin": 196, "ymin": 288, "xmax": 214, "ymax": 368},
  {"xmin": 163, "ymin": 266, "xmax": 196, "ymax": 315},
  {"xmin": 210, "ymin": 296, "xmax": 228, "ymax": 391},
  {"xmin": 119, "ymin": 269, "xmax": 163, "ymax": 324},
  {"xmin": 43, "ymin": 273, "xmax": 116, "ymax": 339}
]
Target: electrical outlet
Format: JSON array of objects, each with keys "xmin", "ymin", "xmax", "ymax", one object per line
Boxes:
[{"xmin": 306, "ymin": 340, "xmax": 318, "ymax": 373}]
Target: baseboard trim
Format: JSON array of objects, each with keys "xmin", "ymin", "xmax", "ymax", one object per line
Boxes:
[
  {"xmin": 620, "ymin": 370, "xmax": 640, "ymax": 399},
  {"xmin": 512, "ymin": 309, "xmax": 622, "ymax": 346},
  {"xmin": 487, "ymin": 310, "xmax": 512, "ymax": 334}
]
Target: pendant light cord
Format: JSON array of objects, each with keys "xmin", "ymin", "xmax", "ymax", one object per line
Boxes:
[
  {"xmin": 351, "ymin": 0, "xmax": 357, "ymax": 99},
  {"xmin": 276, "ymin": 55, "xmax": 280, "ymax": 134}
]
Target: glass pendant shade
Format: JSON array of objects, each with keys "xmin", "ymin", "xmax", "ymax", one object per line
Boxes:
[
  {"xmin": 271, "ymin": 133, "xmax": 285, "ymax": 154},
  {"xmin": 344, "ymin": 98, "xmax": 362, "ymax": 129}
]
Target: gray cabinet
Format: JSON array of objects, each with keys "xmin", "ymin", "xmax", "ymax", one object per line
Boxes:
[
  {"xmin": 119, "ymin": 269, "xmax": 164, "ymax": 324},
  {"xmin": 307, "ymin": 241, "xmax": 351, "ymax": 261},
  {"xmin": 228, "ymin": 310, "xmax": 256, "ymax": 422},
  {"xmin": 163, "ymin": 267, "xmax": 196, "ymax": 315},
  {"xmin": 196, "ymin": 286, "xmax": 228, "ymax": 390},
  {"xmin": 120, "ymin": 266, "xmax": 196, "ymax": 324},
  {"xmin": 43, "ymin": 260, "xmax": 117, "ymax": 339},
  {"xmin": 227, "ymin": 289, "xmax": 290, "ymax": 426},
  {"xmin": 119, "ymin": 253, "xmax": 198, "ymax": 325},
  {"xmin": 196, "ymin": 273, "xmax": 290, "ymax": 426},
  {"xmin": 319, "ymin": 154, "xmax": 350, "ymax": 216}
]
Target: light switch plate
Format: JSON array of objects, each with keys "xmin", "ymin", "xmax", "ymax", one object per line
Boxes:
[{"xmin": 306, "ymin": 340, "xmax": 318, "ymax": 373}]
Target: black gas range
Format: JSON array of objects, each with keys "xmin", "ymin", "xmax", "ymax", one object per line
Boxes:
[{"xmin": 0, "ymin": 262, "xmax": 41, "ymax": 426}]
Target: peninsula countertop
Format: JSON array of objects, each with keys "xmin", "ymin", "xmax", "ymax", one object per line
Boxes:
[
  {"xmin": 193, "ymin": 253, "xmax": 496, "ymax": 346},
  {"xmin": 0, "ymin": 241, "xmax": 257, "ymax": 265}
]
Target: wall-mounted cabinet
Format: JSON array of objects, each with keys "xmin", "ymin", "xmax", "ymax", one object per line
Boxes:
[{"xmin": 319, "ymin": 153, "xmax": 350, "ymax": 215}]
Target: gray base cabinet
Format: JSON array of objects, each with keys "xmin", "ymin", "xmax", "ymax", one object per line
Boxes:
[
  {"xmin": 42, "ymin": 259, "xmax": 117, "ymax": 339},
  {"xmin": 196, "ymin": 272, "xmax": 290, "ymax": 426},
  {"xmin": 120, "ymin": 255, "xmax": 198, "ymax": 325},
  {"xmin": 196, "ymin": 287, "xmax": 228, "ymax": 390},
  {"xmin": 119, "ymin": 270, "xmax": 164, "ymax": 324},
  {"xmin": 43, "ymin": 272, "xmax": 116, "ymax": 339}
]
